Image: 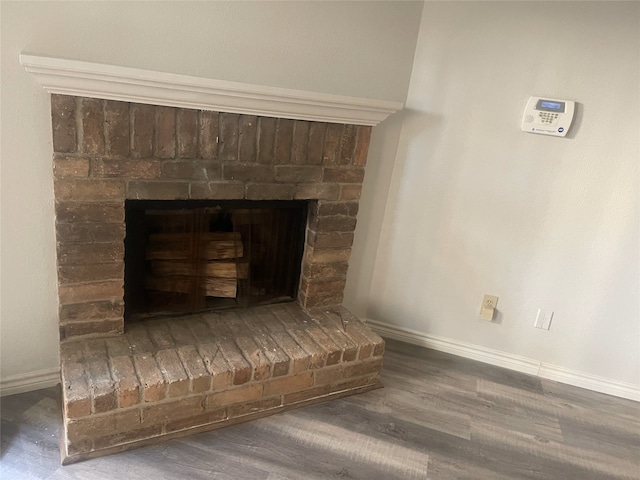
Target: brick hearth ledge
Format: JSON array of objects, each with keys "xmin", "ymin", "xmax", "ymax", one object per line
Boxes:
[{"xmin": 61, "ymin": 305, "xmax": 384, "ymax": 463}]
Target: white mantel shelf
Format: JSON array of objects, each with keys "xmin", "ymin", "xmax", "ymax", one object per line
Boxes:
[{"xmin": 20, "ymin": 54, "xmax": 402, "ymax": 126}]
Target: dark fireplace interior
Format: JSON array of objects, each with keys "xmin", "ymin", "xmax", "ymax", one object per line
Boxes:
[{"xmin": 124, "ymin": 199, "xmax": 307, "ymax": 320}]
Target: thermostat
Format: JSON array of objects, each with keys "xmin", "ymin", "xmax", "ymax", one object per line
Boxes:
[{"xmin": 521, "ymin": 96, "xmax": 575, "ymax": 137}]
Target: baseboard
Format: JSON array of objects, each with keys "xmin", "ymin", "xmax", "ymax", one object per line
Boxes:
[
  {"xmin": 366, "ymin": 319, "xmax": 640, "ymax": 402},
  {"xmin": 0, "ymin": 368, "xmax": 60, "ymax": 397}
]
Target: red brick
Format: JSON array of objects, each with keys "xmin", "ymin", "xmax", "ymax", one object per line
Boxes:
[
  {"xmin": 343, "ymin": 357, "xmax": 383, "ymax": 378},
  {"xmin": 354, "ymin": 126, "xmax": 372, "ymax": 167},
  {"xmin": 56, "ymin": 242, "xmax": 123, "ymax": 265},
  {"xmin": 299, "ymin": 292, "xmax": 344, "ymax": 309},
  {"xmin": 304, "ymin": 325, "xmax": 343, "ymax": 366},
  {"xmin": 294, "ymin": 183, "xmax": 340, "ymax": 200},
  {"xmin": 301, "ymin": 279, "xmax": 347, "ymax": 298},
  {"xmin": 147, "ymin": 322, "xmax": 175, "ymax": 350},
  {"xmin": 58, "ymin": 263, "xmax": 123, "ymax": 284},
  {"xmin": 305, "ymin": 247, "xmax": 352, "ymax": 264},
  {"xmin": 198, "ymin": 111, "xmax": 219, "ymax": 159},
  {"xmin": 218, "ymin": 339, "xmax": 252, "ymax": 385},
  {"xmin": 105, "ymin": 100, "xmax": 130, "ymax": 156},
  {"xmin": 323, "ymin": 167, "xmax": 365, "ymax": 184},
  {"xmin": 275, "ymin": 165, "xmax": 322, "ymax": 183},
  {"xmin": 310, "ymin": 215, "xmax": 357, "ymax": 233},
  {"xmin": 340, "ymin": 184, "xmax": 362, "ymax": 200},
  {"xmin": 133, "ymin": 354, "xmax": 166, "ymax": 402},
  {"xmin": 141, "ymin": 396, "xmax": 204, "ymax": 426},
  {"xmin": 315, "ymin": 201, "xmax": 359, "ymax": 217},
  {"xmin": 126, "ymin": 323, "xmax": 156, "ymax": 355},
  {"xmin": 235, "ymin": 335, "xmax": 271, "ymax": 381},
  {"xmin": 223, "ymin": 164, "xmax": 273, "ymax": 183},
  {"xmin": 161, "ymin": 161, "xmax": 221, "ymax": 180},
  {"xmin": 306, "ymin": 232, "xmax": 354, "ymax": 249},
  {"xmin": 190, "ymin": 182, "xmax": 245, "ymax": 200},
  {"xmin": 56, "ymin": 222, "xmax": 124, "ymax": 244},
  {"xmin": 155, "ymin": 106, "xmax": 176, "ymax": 158},
  {"xmin": 84, "ymin": 342, "xmax": 118, "ymax": 414},
  {"xmin": 275, "ymin": 119, "xmax": 294, "ymax": 164},
  {"xmin": 165, "ymin": 408, "xmax": 226, "ymax": 433},
  {"xmin": 338, "ymin": 124, "xmax": 357, "ymax": 165},
  {"xmin": 105, "ymin": 336, "xmax": 132, "ymax": 357},
  {"xmin": 58, "ymin": 280, "xmax": 123, "ymax": 304},
  {"xmin": 307, "ymin": 122, "xmax": 326, "ymax": 165},
  {"xmin": 322, "ymin": 123, "xmax": 343, "ymax": 165},
  {"xmin": 283, "ymin": 327, "xmax": 326, "ymax": 369},
  {"xmin": 127, "ymin": 181, "xmax": 189, "ymax": 200},
  {"xmin": 302, "ymin": 262, "xmax": 349, "ymax": 280},
  {"xmin": 177, "ymin": 345, "xmax": 211, "ymax": 393},
  {"xmin": 60, "ymin": 318, "xmax": 123, "ymax": 341},
  {"xmin": 177, "ymin": 109, "xmax": 198, "ymax": 158},
  {"xmin": 283, "ymin": 384, "xmax": 331, "ymax": 405},
  {"xmin": 92, "ymin": 158, "xmax": 162, "ymax": 179},
  {"xmin": 155, "ymin": 349, "xmax": 189, "ymax": 398},
  {"xmin": 291, "ymin": 121, "xmax": 310, "ymax": 164},
  {"xmin": 109, "ymin": 355, "xmax": 140, "ymax": 408},
  {"xmin": 236, "ymin": 314, "xmax": 291, "ymax": 378},
  {"xmin": 81, "ymin": 98, "xmax": 104, "ymax": 155},
  {"xmin": 53, "ymin": 156, "xmax": 89, "ymax": 178},
  {"xmin": 56, "ymin": 203, "xmax": 123, "ymax": 224},
  {"xmin": 207, "ymin": 384, "xmax": 263, "ymax": 409},
  {"xmin": 51, "ymin": 95, "xmax": 77, "ymax": 153},
  {"xmin": 310, "ymin": 315, "xmax": 358, "ymax": 362},
  {"xmin": 238, "ymin": 115, "xmax": 258, "ymax": 163},
  {"xmin": 198, "ymin": 342, "xmax": 234, "ymax": 390},
  {"xmin": 132, "ymin": 104, "xmax": 154, "ymax": 158},
  {"xmin": 263, "ymin": 371, "xmax": 313, "ymax": 396},
  {"xmin": 61, "ymin": 360, "xmax": 91, "ymax": 419},
  {"xmin": 257, "ymin": 117, "xmax": 276, "ymax": 164},
  {"xmin": 219, "ymin": 113, "xmax": 239, "ymax": 161},
  {"xmin": 245, "ymin": 183, "xmax": 294, "ymax": 200},
  {"xmin": 67, "ymin": 408, "xmax": 141, "ymax": 442},
  {"xmin": 167, "ymin": 322, "xmax": 197, "ymax": 346},
  {"xmin": 54, "ymin": 179, "xmax": 125, "ymax": 202}
]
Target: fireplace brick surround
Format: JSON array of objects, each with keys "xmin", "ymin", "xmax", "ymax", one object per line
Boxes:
[{"xmin": 51, "ymin": 94, "xmax": 385, "ymax": 463}]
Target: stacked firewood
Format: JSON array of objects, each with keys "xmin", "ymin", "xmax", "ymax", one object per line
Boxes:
[{"xmin": 145, "ymin": 232, "xmax": 247, "ymax": 298}]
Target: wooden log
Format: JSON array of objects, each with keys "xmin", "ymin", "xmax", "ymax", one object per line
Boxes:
[
  {"xmin": 145, "ymin": 275, "xmax": 237, "ymax": 298},
  {"xmin": 148, "ymin": 232, "xmax": 241, "ymax": 243},
  {"xmin": 204, "ymin": 277, "xmax": 237, "ymax": 298},
  {"xmin": 146, "ymin": 232, "xmax": 243, "ymax": 260},
  {"xmin": 203, "ymin": 240, "xmax": 243, "ymax": 260},
  {"xmin": 149, "ymin": 260, "xmax": 249, "ymax": 279}
]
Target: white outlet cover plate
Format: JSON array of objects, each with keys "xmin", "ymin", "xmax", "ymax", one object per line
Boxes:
[{"xmin": 535, "ymin": 309, "xmax": 553, "ymax": 330}]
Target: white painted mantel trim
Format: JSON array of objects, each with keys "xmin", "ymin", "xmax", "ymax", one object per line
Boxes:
[{"xmin": 20, "ymin": 54, "xmax": 402, "ymax": 126}]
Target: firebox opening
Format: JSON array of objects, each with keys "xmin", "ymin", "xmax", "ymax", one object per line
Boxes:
[{"xmin": 124, "ymin": 199, "xmax": 307, "ymax": 321}]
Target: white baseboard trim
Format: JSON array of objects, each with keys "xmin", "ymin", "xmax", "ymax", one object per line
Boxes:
[
  {"xmin": 366, "ymin": 319, "xmax": 640, "ymax": 402},
  {"xmin": 0, "ymin": 368, "xmax": 60, "ymax": 397}
]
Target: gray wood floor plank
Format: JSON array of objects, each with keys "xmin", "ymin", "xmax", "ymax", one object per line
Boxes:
[{"xmin": 2, "ymin": 337, "xmax": 638, "ymax": 479}]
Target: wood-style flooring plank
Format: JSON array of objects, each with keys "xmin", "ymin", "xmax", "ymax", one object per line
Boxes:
[{"xmin": 1, "ymin": 337, "xmax": 638, "ymax": 480}]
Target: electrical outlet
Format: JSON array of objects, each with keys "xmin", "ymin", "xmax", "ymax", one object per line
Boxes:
[
  {"xmin": 480, "ymin": 295, "xmax": 498, "ymax": 321},
  {"xmin": 534, "ymin": 309, "xmax": 553, "ymax": 330},
  {"xmin": 482, "ymin": 295, "xmax": 499, "ymax": 309}
]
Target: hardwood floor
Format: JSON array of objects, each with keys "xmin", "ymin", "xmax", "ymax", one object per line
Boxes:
[{"xmin": 2, "ymin": 338, "xmax": 638, "ymax": 479}]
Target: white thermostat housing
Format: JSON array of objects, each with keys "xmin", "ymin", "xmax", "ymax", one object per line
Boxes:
[{"xmin": 521, "ymin": 96, "xmax": 575, "ymax": 137}]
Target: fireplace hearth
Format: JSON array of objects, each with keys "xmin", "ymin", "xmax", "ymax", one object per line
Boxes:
[{"xmin": 31, "ymin": 58, "xmax": 397, "ymax": 463}]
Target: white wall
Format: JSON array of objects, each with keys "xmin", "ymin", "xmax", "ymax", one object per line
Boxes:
[
  {"xmin": 368, "ymin": 1, "xmax": 640, "ymax": 388},
  {"xmin": 0, "ymin": 1, "xmax": 422, "ymax": 386}
]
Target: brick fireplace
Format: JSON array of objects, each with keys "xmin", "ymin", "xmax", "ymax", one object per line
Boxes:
[{"xmin": 23, "ymin": 54, "xmax": 400, "ymax": 464}]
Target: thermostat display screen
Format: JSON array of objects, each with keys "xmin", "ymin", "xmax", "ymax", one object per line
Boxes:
[{"xmin": 536, "ymin": 99, "xmax": 565, "ymax": 113}]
